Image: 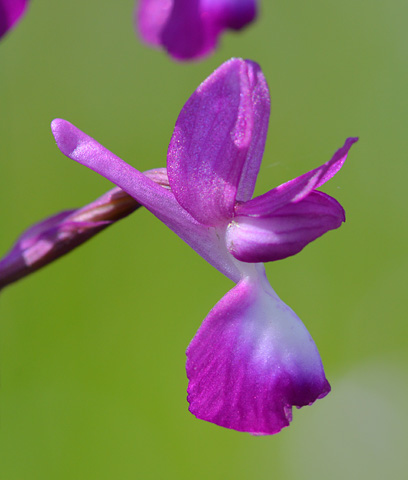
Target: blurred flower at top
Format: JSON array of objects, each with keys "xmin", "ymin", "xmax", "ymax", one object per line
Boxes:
[
  {"xmin": 0, "ymin": 0, "xmax": 29, "ymax": 39},
  {"xmin": 49, "ymin": 58, "xmax": 358, "ymax": 434},
  {"xmin": 136, "ymin": 0, "xmax": 257, "ymax": 60}
]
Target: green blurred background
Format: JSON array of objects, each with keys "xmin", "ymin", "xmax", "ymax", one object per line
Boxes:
[{"xmin": 0, "ymin": 1, "xmax": 407, "ymax": 478}]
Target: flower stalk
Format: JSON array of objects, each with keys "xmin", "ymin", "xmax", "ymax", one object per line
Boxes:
[{"xmin": 0, "ymin": 169, "xmax": 168, "ymax": 290}]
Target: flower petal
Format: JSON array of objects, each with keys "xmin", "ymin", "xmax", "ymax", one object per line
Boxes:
[
  {"xmin": 227, "ymin": 191, "xmax": 345, "ymax": 263},
  {"xmin": 51, "ymin": 119, "xmax": 241, "ymax": 282},
  {"xmin": 202, "ymin": 0, "xmax": 257, "ymax": 30},
  {"xmin": 136, "ymin": 0, "xmax": 172, "ymax": 47},
  {"xmin": 0, "ymin": 0, "xmax": 29, "ymax": 38},
  {"xmin": 237, "ymin": 137, "xmax": 358, "ymax": 217},
  {"xmin": 160, "ymin": 0, "xmax": 212, "ymax": 60},
  {"xmin": 136, "ymin": 0, "xmax": 256, "ymax": 60},
  {"xmin": 167, "ymin": 58, "xmax": 270, "ymax": 226},
  {"xmin": 186, "ymin": 266, "xmax": 330, "ymax": 435}
]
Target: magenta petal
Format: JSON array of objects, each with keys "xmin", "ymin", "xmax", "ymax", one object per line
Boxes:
[
  {"xmin": 0, "ymin": 0, "xmax": 28, "ymax": 38},
  {"xmin": 161, "ymin": 0, "xmax": 212, "ymax": 60},
  {"xmin": 51, "ymin": 119, "xmax": 241, "ymax": 282},
  {"xmin": 227, "ymin": 191, "xmax": 345, "ymax": 263},
  {"xmin": 50, "ymin": 118, "xmax": 187, "ymax": 222},
  {"xmin": 136, "ymin": 0, "xmax": 256, "ymax": 60},
  {"xmin": 186, "ymin": 269, "xmax": 330, "ymax": 435},
  {"xmin": 235, "ymin": 59, "xmax": 270, "ymax": 203},
  {"xmin": 237, "ymin": 137, "xmax": 358, "ymax": 217},
  {"xmin": 203, "ymin": 0, "xmax": 257, "ymax": 31},
  {"xmin": 167, "ymin": 58, "xmax": 270, "ymax": 226}
]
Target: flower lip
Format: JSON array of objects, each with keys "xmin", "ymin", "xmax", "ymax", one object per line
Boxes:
[{"xmin": 187, "ymin": 265, "xmax": 331, "ymax": 435}]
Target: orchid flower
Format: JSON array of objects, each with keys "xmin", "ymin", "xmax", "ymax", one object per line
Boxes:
[
  {"xmin": 50, "ymin": 58, "xmax": 357, "ymax": 434},
  {"xmin": 136, "ymin": 0, "xmax": 256, "ymax": 60},
  {"xmin": 0, "ymin": 0, "xmax": 29, "ymax": 39},
  {"xmin": 0, "ymin": 170, "xmax": 167, "ymax": 290}
]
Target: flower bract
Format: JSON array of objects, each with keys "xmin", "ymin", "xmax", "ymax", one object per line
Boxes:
[
  {"xmin": 50, "ymin": 58, "xmax": 357, "ymax": 434},
  {"xmin": 136, "ymin": 0, "xmax": 257, "ymax": 60},
  {"xmin": 0, "ymin": 169, "xmax": 168, "ymax": 290}
]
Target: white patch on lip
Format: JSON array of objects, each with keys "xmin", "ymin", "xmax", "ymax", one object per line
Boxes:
[{"xmin": 237, "ymin": 267, "xmax": 325, "ymax": 381}]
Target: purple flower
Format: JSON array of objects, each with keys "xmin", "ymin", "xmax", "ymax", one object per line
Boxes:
[
  {"xmin": 50, "ymin": 58, "xmax": 357, "ymax": 434},
  {"xmin": 136, "ymin": 0, "xmax": 257, "ymax": 60},
  {"xmin": 0, "ymin": 170, "xmax": 168, "ymax": 290},
  {"xmin": 0, "ymin": 0, "xmax": 29, "ymax": 39}
]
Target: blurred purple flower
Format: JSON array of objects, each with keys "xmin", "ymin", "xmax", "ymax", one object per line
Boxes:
[
  {"xmin": 0, "ymin": 170, "xmax": 168, "ymax": 290},
  {"xmin": 136, "ymin": 0, "xmax": 256, "ymax": 60},
  {"xmin": 50, "ymin": 58, "xmax": 357, "ymax": 434},
  {"xmin": 0, "ymin": 0, "xmax": 29, "ymax": 39}
]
